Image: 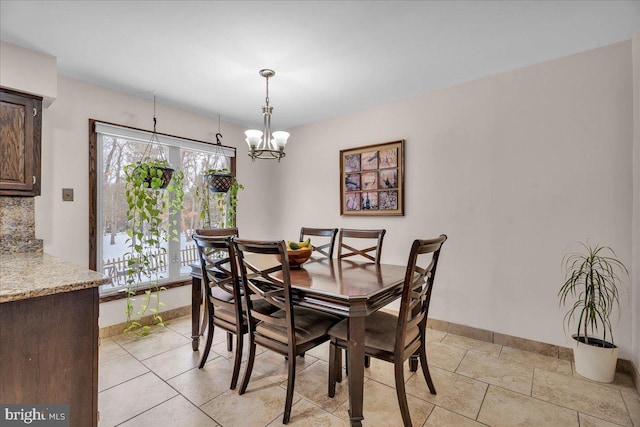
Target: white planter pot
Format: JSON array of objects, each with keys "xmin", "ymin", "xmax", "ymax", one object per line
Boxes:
[{"xmin": 572, "ymin": 335, "xmax": 618, "ymax": 383}]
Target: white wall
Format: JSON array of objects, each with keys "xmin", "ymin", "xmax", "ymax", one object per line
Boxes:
[
  {"xmin": 632, "ymin": 28, "xmax": 640, "ymax": 373},
  {"xmin": 276, "ymin": 41, "xmax": 635, "ymax": 358}
]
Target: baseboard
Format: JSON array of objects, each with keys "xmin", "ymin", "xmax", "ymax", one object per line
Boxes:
[
  {"xmin": 618, "ymin": 359, "xmax": 640, "ymax": 394},
  {"xmin": 426, "ymin": 317, "xmax": 640, "ymax": 394},
  {"xmin": 99, "ymin": 305, "xmax": 191, "ymax": 338}
]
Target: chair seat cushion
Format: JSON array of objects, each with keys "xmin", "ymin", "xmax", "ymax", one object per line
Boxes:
[
  {"xmin": 212, "ymin": 296, "xmax": 278, "ymax": 324},
  {"xmin": 213, "ymin": 307, "xmax": 238, "ymax": 324},
  {"xmin": 256, "ymin": 307, "xmax": 341, "ymax": 345},
  {"xmin": 210, "ymin": 286, "xmax": 234, "ymax": 302},
  {"xmin": 251, "ymin": 298, "xmax": 280, "ymax": 315},
  {"xmin": 328, "ymin": 311, "xmax": 418, "ymax": 354}
]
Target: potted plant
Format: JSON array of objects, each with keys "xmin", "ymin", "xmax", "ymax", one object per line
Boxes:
[
  {"xmin": 558, "ymin": 241, "xmax": 628, "ymax": 382},
  {"xmin": 196, "ymin": 168, "xmax": 243, "ymax": 229},
  {"xmin": 205, "ymin": 167, "xmax": 235, "ymax": 193},
  {"xmin": 131, "ymin": 158, "xmax": 175, "ymax": 189},
  {"xmin": 123, "ymin": 158, "xmax": 184, "ymax": 335}
]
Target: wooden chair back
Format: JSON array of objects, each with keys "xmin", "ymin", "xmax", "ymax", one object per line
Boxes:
[
  {"xmin": 299, "ymin": 227, "xmax": 338, "ymax": 259},
  {"xmin": 192, "ymin": 234, "xmax": 241, "ymax": 326},
  {"xmin": 233, "ymin": 239, "xmax": 294, "ymax": 354},
  {"xmin": 195, "ymin": 227, "xmax": 239, "ymax": 237},
  {"xmin": 396, "ymin": 235, "xmax": 447, "ymax": 359},
  {"xmin": 337, "ymin": 228, "xmax": 386, "ymax": 263}
]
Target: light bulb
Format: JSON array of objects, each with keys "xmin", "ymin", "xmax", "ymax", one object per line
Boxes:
[
  {"xmin": 272, "ymin": 131, "xmax": 290, "ymax": 150},
  {"xmin": 244, "ymin": 130, "xmax": 263, "ymax": 148}
]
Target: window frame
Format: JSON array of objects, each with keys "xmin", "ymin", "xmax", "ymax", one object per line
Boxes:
[{"xmin": 88, "ymin": 119, "xmax": 237, "ymax": 297}]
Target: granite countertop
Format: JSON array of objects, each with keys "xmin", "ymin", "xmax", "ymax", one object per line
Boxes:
[{"xmin": 0, "ymin": 252, "xmax": 108, "ymax": 303}]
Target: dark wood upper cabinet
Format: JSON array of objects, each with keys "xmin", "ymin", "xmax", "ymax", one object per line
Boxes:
[{"xmin": 0, "ymin": 88, "xmax": 42, "ymax": 196}]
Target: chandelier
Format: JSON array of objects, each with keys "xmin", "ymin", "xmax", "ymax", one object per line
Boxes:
[{"xmin": 244, "ymin": 69, "xmax": 290, "ymax": 161}]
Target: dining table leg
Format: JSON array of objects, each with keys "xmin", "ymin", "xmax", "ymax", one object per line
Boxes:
[
  {"xmin": 347, "ymin": 315, "xmax": 366, "ymax": 427},
  {"xmin": 191, "ymin": 276, "xmax": 202, "ymax": 351}
]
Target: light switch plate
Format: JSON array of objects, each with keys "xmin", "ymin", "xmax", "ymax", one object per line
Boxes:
[{"xmin": 62, "ymin": 188, "xmax": 74, "ymax": 201}]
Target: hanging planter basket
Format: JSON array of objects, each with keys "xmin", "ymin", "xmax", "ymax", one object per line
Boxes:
[
  {"xmin": 134, "ymin": 164, "xmax": 175, "ymax": 190},
  {"xmin": 206, "ymin": 172, "xmax": 235, "ymax": 193}
]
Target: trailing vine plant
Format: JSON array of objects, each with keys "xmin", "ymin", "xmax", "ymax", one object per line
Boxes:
[
  {"xmin": 225, "ymin": 177, "xmax": 243, "ymax": 227},
  {"xmin": 123, "ymin": 158, "xmax": 184, "ymax": 335},
  {"xmin": 195, "ymin": 168, "xmax": 243, "ymax": 229}
]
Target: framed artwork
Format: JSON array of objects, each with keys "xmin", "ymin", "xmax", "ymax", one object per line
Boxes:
[{"xmin": 340, "ymin": 140, "xmax": 404, "ymax": 216}]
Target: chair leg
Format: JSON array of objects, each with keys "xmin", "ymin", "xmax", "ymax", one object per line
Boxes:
[
  {"xmin": 394, "ymin": 359, "xmax": 412, "ymax": 427},
  {"xmin": 283, "ymin": 349, "xmax": 296, "ymax": 424},
  {"xmin": 419, "ymin": 345, "xmax": 436, "ymax": 395},
  {"xmin": 336, "ymin": 342, "xmax": 343, "ymax": 383},
  {"xmin": 328, "ymin": 340, "xmax": 337, "ymax": 397},
  {"xmin": 409, "ymin": 350, "xmax": 419, "ymax": 372},
  {"xmin": 229, "ymin": 332, "xmax": 243, "ymax": 390},
  {"xmin": 344, "ymin": 350, "xmax": 368, "ymax": 372},
  {"xmin": 227, "ymin": 332, "xmax": 233, "ymax": 352},
  {"xmin": 345, "ymin": 349, "xmax": 348, "ymax": 375},
  {"xmin": 198, "ymin": 316, "xmax": 214, "ymax": 369},
  {"xmin": 239, "ymin": 338, "xmax": 256, "ymax": 395}
]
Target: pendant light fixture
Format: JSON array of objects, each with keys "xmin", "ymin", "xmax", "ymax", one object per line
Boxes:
[{"xmin": 245, "ymin": 69, "xmax": 289, "ymax": 161}]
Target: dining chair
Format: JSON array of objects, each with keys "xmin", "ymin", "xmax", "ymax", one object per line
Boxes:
[
  {"xmin": 192, "ymin": 233, "xmax": 247, "ymax": 390},
  {"xmin": 193, "ymin": 227, "xmax": 239, "ymax": 353},
  {"xmin": 193, "ymin": 234, "xmax": 262, "ymax": 389},
  {"xmin": 337, "ymin": 228, "xmax": 386, "ymax": 368},
  {"xmin": 337, "ymin": 228, "xmax": 386, "ymax": 263},
  {"xmin": 299, "ymin": 227, "xmax": 338, "ymax": 259},
  {"xmin": 328, "ymin": 235, "xmax": 447, "ymax": 427},
  {"xmin": 234, "ymin": 239, "xmax": 342, "ymax": 424}
]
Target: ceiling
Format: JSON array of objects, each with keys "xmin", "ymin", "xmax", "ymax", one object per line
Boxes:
[{"xmin": 1, "ymin": 1, "xmax": 639, "ymax": 130}]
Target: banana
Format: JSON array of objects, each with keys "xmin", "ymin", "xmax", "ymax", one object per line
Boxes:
[{"xmin": 288, "ymin": 239, "xmax": 311, "ymax": 250}]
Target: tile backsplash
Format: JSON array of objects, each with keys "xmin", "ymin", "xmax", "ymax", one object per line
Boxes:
[{"xmin": 0, "ymin": 196, "xmax": 43, "ymax": 254}]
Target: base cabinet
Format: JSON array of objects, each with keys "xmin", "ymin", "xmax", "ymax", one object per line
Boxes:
[{"xmin": 0, "ymin": 287, "xmax": 99, "ymax": 427}]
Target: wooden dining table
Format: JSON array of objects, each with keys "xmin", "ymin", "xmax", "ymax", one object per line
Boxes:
[{"xmin": 190, "ymin": 256, "xmax": 410, "ymax": 427}]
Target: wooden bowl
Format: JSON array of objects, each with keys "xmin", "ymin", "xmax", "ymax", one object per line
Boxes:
[{"xmin": 278, "ymin": 247, "xmax": 312, "ymax": 267}]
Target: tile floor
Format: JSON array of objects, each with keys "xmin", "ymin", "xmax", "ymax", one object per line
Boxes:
[{"xmin": 99, "ymin": 316, "xmax": 640, "ymax": 426}]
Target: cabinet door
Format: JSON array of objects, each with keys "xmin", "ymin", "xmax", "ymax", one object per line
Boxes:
[
  {"xmin": 0, "ymin": 89, "xmax": 42, "ymax": 196},
  {"xmin": 0, "ymin": 288, "xmax": 99, "ymax": 427}
]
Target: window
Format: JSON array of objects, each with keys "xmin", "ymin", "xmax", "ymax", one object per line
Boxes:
[{"xmin": 90, "ymin": 121, "xmax": 236, "ymax": 296}]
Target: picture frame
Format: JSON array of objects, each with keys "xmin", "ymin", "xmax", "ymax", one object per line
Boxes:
[{"xmin": 340, "ymin": 140, "xmax": 404, "ymax": 216}]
